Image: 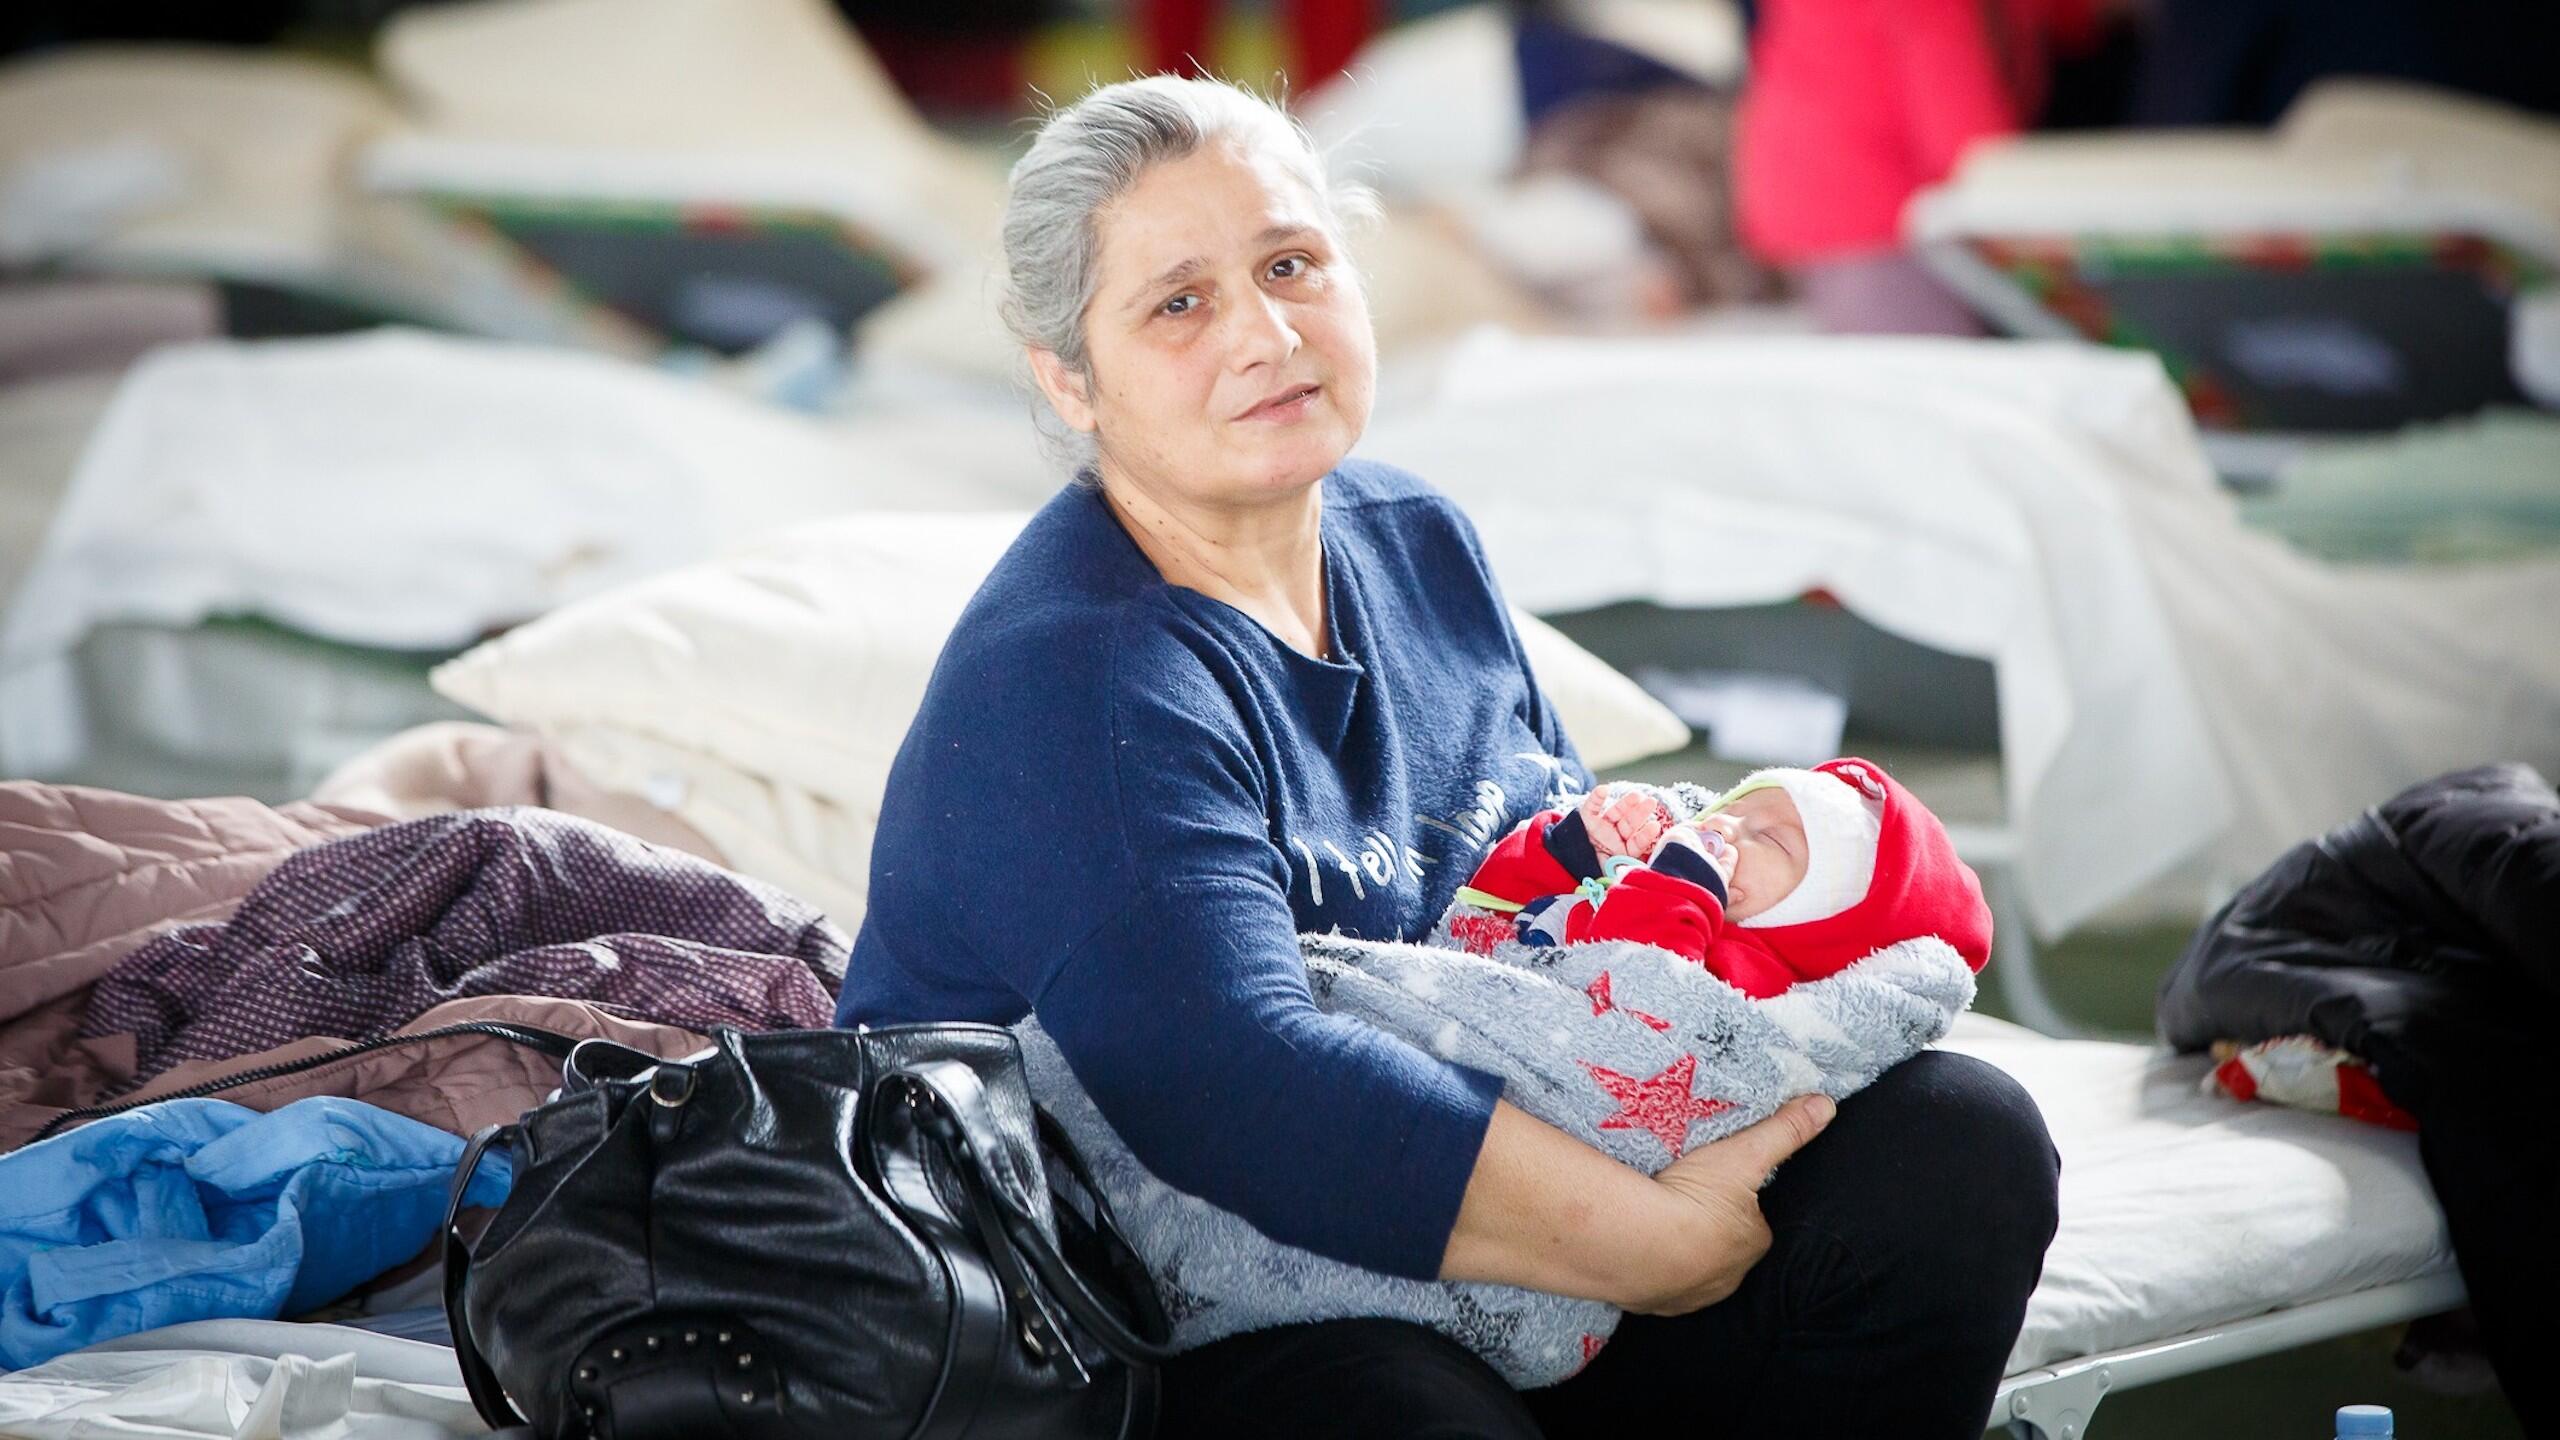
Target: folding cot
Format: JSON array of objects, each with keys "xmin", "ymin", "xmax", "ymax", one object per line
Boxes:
[
  {"xmin": 0, "ymin": 1012, "xmax": 2464, "ymax": 1439},
  {"xmin": 1, "ymin": 325, "xmax": 2516, "ymax": 1432},
  {"xmin": 357, "ymin": 0, "xmax": 1004, "ymax": 360},
  {"xmin": 1591, "ymin": 741, "xmax": 2464, "ymax": 1438},
  {"xmin": 1951, "ymin": 1015, "xmax": 2459, "ymax": 1438},
  {"xmin": 1374, "ymin": 329, "xmax": 2524, "ymax": 1434},
  {"xmin": 356, "ymin": 0, "xmax": 1553, "ymax": 388},
  {"xmin": 0, "ymin": 47, "xmax": 458, "ymax": 337},
  {"xmin": 1910, "ymin": 80, "xmax": 2560, "ymax": 478}
]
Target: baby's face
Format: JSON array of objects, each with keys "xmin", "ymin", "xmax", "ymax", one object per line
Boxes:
[{"xmin": 1698, "ymin": 788, "xmax": 1809, "ymax": 921}]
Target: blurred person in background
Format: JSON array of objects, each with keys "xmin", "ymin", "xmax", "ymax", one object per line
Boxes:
[{"xmin": 1734, "ymin": 0, "xmax": 2116, "ymax": 334}]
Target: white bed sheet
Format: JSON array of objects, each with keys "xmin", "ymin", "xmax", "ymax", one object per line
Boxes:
[
  {"xmin": 1365, "ymin": 328, "xmax": 2560, "ymax": 935},
  {"xmin": 369, "ymin": 0, "xmax": 1004, "ymax": 264},
  {"xmin": 1365, "ymin": 330, "xmax": 2228, "ymax": 936},
  {"xmin": 0, "ymin": 373, "xmax": 115, "ymax": 605},
  {"xmin": 0, "ymin": 1320, "xmax": 478, "ymax": 1438},
  {"xmin": 1940, "ymin": 1013, "xmax": 2456, "ymax": 1377},
  {"xmin": 0, "ymin": 329, "xmax": 1052, "ymax": 778},
  {"xmin": 1909, "ymin": 80, "xmax": 2560, "ymax": 258}
]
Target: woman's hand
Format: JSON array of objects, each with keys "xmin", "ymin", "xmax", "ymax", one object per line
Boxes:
[
  {"xmin": 1440, "ymin": 1093, "xmax": 1835, "ymax": 1315},
  {"xmin": 1618, "ymin": 1094, "xmax": 1837, "ymax": 1315}
]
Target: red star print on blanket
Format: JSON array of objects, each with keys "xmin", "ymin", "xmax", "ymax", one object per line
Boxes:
[
  {"xmin": 1581, "ymin": 1054, "xmax": 1732, "ymax": 1158},
  {"xmin": 1584, "ymin": 971, "xmax": 1672, "ymax": 1031}
]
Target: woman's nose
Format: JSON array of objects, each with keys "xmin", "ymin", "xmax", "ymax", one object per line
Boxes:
[{"xmin": 1226, "ymin": 288, "xmax": 1300, "ymax": 369}]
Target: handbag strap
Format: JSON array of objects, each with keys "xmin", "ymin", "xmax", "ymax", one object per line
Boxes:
[
  {"xmin": 562, "ymin": 1036, "xmax": 677, "ymax": 1092},
  {"xmin": 443, "ymin": 1123, "xmax": 533, "ymax": 1431},
  {"xmin": 1032, "ymin": 1108, "xmax": 1170, "ymax": 1342},
  {"xmin": 884, "ymin": 1059, "xmax": 1182, "ymax": 1366}
]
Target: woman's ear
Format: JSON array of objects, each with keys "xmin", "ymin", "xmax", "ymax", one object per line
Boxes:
[{"xmin": 1027, "ymin": 347, "xmax": 1098, "ymax": 433}]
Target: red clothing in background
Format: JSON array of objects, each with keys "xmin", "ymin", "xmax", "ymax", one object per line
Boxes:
[{"xmin": 1736, "ymin": 0, "xmax": 2101, "ymax": 264}]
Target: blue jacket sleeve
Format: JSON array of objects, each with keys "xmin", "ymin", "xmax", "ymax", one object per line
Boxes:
[
  {"xmin": 949, "ymin": 609, "xmax": 1502, "ymax": 1279},
  {"xmin": 1444, "ymin": 501, "xmax": 1589, "ymax": 786},
  {"xmin": 1035, "ymin": 879, "xmax": 1503, "ymax": 1278}
]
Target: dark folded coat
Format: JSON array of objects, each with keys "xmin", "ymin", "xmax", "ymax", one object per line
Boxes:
[{"xmin": 2156, "ymin": 761, "xmax": 2560, "ymax": 1430}]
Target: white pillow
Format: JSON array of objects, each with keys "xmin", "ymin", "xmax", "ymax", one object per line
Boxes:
[
  {"xmin": 432, "ymin": 510, "xmax": 1686, "ymax": 925},
  {"xmin": 1515, "ymin": 610, "xmax": 1691, "ymax": 775},
  {"xmin": 546, "ymin": 723, "xmax": 875, "ymax": 927},
  {"xmin": 436, "ymin": 512, "xmax": 1021, "ymax": 815}
]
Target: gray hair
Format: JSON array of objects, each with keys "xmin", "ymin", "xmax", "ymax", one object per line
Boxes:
[{"xmin": 998, "ymin": 75, "xmax": 1377, "ymax": 474}]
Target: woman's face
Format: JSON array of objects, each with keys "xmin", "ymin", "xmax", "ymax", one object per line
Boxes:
[{"xmin": 1034, "ymin": 139, "xmax": 1377, "ymax": 507}]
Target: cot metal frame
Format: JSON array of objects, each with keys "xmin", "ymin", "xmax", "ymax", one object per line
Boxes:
[
  {"xmin": 1990, "ymin": 1271, "xmax": 2469, "ymax": 1439},
  {"xmin": 1950, "ymin": 826, "xmax": 2471, "ymax": 1436}
]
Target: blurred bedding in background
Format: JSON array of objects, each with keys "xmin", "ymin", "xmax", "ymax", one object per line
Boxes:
[{"xmin": 1, "ymin": 0, "xmax": 2555, "ymax": 1433}]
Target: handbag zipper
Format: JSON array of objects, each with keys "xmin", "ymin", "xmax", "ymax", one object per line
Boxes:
[{"xmin": 26, "ymin": 1020, "xmax": 580, "ymax": 1146}]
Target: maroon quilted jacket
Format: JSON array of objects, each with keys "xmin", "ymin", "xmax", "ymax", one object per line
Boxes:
[{"xmin": 83, "ymin": 807, "xmax": 845, "ymax": 1084}]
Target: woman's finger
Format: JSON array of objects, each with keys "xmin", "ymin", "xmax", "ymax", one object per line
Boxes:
[{"xmin": 1681, "ymin": 1093, "xmax": 1836, "ymax": 1189}]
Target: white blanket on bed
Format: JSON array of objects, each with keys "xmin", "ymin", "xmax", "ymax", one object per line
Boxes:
[
  {"xmin": 0, "ymin": 329, "xmax": 1050, "ymax": 776},
  {"xmin": 0, "ymin": 1320, "xmax": 475, "ymax": 1439},
  {"xmin": 1939, "ymin": 1013, "xmax": 2456, "ymax": 1375},
  {"xmin": 1365, "ymin": 330, "xmax": 2560, "ymax": 935}
]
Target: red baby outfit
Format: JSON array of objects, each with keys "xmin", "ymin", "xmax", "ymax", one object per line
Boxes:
[{"xmin": 1459, "ymin": 758, "xmax": 1993, "ymax": 998}]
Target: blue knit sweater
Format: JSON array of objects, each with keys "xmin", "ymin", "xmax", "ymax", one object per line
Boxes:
[{"xmin": 838, "ymin": 459, "xmax": 1589, "ymax": 1278}]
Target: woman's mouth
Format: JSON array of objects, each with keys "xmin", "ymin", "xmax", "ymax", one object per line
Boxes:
[{"xmin": 1237, "ymin": 384, "xmax": 1321, "ymax": 422}]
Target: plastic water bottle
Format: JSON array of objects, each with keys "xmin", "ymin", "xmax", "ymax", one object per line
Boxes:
[{"xmin": 2336, "ymin": 1404, "xmax": 2394, "ymax": 1438}]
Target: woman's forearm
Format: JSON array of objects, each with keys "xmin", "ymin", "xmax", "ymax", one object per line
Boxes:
[
  {"xmin": 1438, "ymin": 1095, "xmax": 1834, "ymax": 1315},
  {"xmin": 1438, "ymin": 1100, "xmax": 1716, "ymax": 1306}
]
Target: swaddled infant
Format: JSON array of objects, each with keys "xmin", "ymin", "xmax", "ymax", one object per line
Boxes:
[
  {"xmin": 1016, "ymin": 756, "xmax": 1993, "ymax": 1389},
  {"xmin": 1448, "ymin": 757, "xmax": 1992, "ymax": 996}
]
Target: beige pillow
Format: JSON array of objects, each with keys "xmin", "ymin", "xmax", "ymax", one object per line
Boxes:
[
  {"xmin": 432, "ymin": 511, "xmax": 1686, "ymax": 925},
  {"xmin": 546, "ymin": 725, "xmax": 872, "ymax": 926}
]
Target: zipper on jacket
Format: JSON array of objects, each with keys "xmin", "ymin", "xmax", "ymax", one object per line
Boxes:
[{"xmin": 26, "ymin": 1021, "xmax": 580, "ymax": 1146}]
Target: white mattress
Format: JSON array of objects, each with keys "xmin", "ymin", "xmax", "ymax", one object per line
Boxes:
[
  {"xmin": 1365, "ymin": 330, "xmax": 2229, "ymax": 936},
  {"xmin": 0, "ymin": 373, "xmax": 115, "ymax": 604},
  {"xmin": 0, "ymin": 329, "xmax": 1055, "ymax": 780},
  {"xmin": 0, "ymin": 48, "xmax": 398, "ymax": 276},
  {"xmin": 0, "ymin": 1320, "xmax": 476, "ymax": 1438},
  {"xmin": 1909, "ymin": 80, "xmax": 2560, "ymax": 254},
  {"xmin": 0, "ymin": 1020, "xmax": 2454, "ymax": 1429},
  {"xmin": 1940, "ymin": 1013, "xmax": 2457, "ymax": 1376},
  {"xmin": 367, "ymin": 0, "xmax": 1002, "ymax": 267}
]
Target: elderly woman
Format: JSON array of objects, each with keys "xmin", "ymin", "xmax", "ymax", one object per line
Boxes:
[{"xmin": 838, "ymin": 76, "xmax": 2059, "ymax": 1437}]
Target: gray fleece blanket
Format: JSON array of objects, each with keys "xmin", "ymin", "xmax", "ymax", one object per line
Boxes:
[{"xmin": 1017, "ymin": 909, "xmax": 1975, "ymax": 1386}]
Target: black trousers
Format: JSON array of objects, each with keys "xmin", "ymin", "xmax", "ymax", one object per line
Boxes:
[
  {"xmin": 2410, "ymin": 1034, "xmax": 2557, "ymax": 1433},
  {"xmin": 1156, "ymin": 1050, "xmax": 2061, "ymax": 1439}
]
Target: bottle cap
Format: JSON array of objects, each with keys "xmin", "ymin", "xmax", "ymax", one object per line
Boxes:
[{"xmin": 2336, "ymin": 1404, "xmax": 2393, "ymax": 1436}]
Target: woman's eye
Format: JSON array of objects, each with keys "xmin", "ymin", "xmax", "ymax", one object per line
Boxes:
[
  {"xmin": 1160, "ymin": 293, "xmax": 1197, "ymax": 316},
  {"xmin": 1268, "ymin": 255, "xmax": 1308, "ymax": 280}
]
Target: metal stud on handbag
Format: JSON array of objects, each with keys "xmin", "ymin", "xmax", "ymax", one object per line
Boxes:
[{"xmin": 439, "ymin": 1023, "xmax": 1176, "ymax": 1439}]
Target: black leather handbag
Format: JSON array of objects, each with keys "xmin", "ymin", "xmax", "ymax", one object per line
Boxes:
[{"xmin": 439, "ymin": 1023, "xmax": 1175, "ymax": 1439}]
